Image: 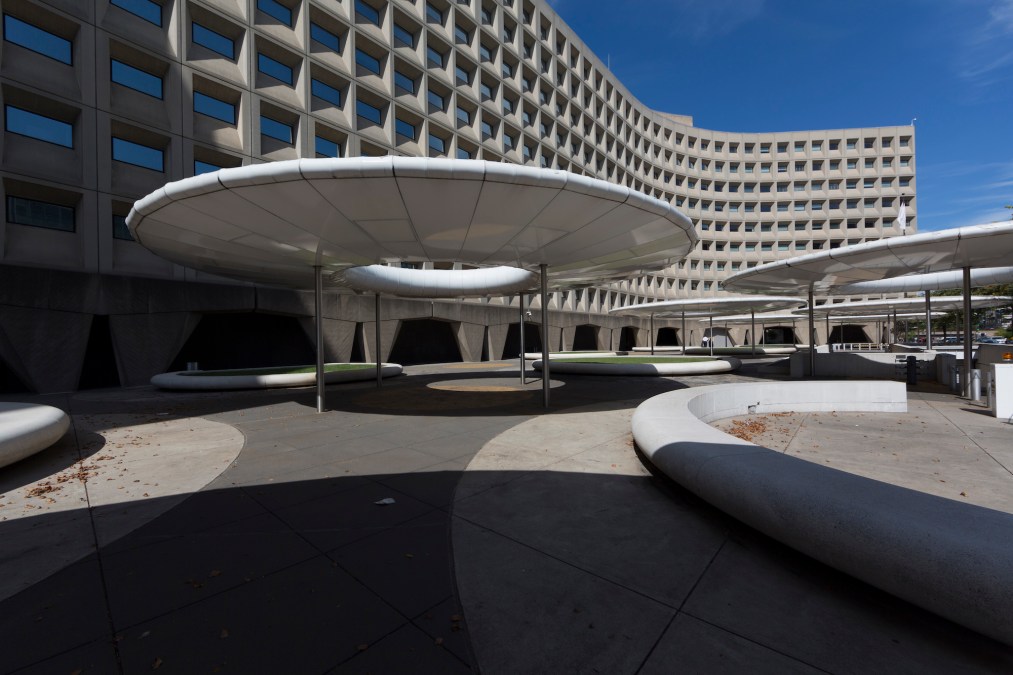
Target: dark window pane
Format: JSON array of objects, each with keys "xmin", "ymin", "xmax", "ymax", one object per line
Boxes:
[
  {"xmin": 112, "ymin": 214, "xmax": 133, "ymax": 240},
  {"xmin": 315, "ymin": 136, "xmax": 340, "ymax": 157},
  {"xmin": 425, "ymin": 3, "xmax": 443, "ymax": 23},
  {"xmin": 193, "ymin": 92, "xmax": 236, "ymax": 124},
  {"xmin": 192, "ymin": 22, "xmax": 235, "ymax": 59},
  {"xmin": 3, "ymin": 15, "xmax": 72, "ymax": 64},
  {"xmin": 310, "ymin": 22, "xmax": 340, "ymax": 52},
  {"xmin": 257, "ymin": 0, "xmax": 292, "ymax": 26},
  {"xmin": 111, "ymin": 59, "xmax": 163, "ymax": 98},
  {"xmin": 456, "ymin": 148, "xmax": 471, "ymax": 159},
  {"xmin": 427, "ymin": 90, "xmax": 444, "ymax": 111},
  {"xmin": 311, "ymin": 78, "xmax": 341, "ymax": 106},
  {"xmin": 194, "ymin": 160, "xmax": 220, "ymax": 175},
  {"xmin": 6, "ymin": 195, "xmax": 75, "ymax": 232},
  {"xmin": 355, "ymin": 49, "xmax": 381, "ymax": 75},
  {"xmin": 258, "ymin": 53, "xmax": 293, "ymax": 84},
  {"xmin": 429, "ymin": 134, "xmax": 445, "ymax": 153},
  {"xmin": 355, "ymin": 0, "xmax": 380, "ymax": 25},
  {"xmin": 5, "ymin": 105, "xmax": 73, "ymax": 147},
  {"xmin": 393, "ymin": 23, "xmax": 415, "ymax": 48},
  {"xmin": 394, "ymin": 70, "xmax": 416, "ymax": 94},
  {"xmin": 112, "ymin": 137, "xmax": 164, "ymax": 171},
  {"xmin": 395, "ymin": 118, "xmax": 416, "ymax": 141},
  {"xmin": 426, "ymin": 47, "xmax": 444, "ymax": 68},
  {"xmin": 356, "ymin": 99, "xmax": 381, "ymax": 125},
  {"xmin": 260, "ymin": 115, "xmax": 293, "ymax": 143},
  {"xmin": 110, "ymin": 0, "xmax": 162, "ymax": 26}
]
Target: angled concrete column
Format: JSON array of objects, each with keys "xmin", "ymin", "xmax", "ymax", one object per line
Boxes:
[{"xmin": 109, "ymin": 311, "xmax": 197, "ymax": 387}]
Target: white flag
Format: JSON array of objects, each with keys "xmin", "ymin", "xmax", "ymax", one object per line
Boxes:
[{"xmin": 896, "ymin": 202, "xmax": 908, "ymax": 232}]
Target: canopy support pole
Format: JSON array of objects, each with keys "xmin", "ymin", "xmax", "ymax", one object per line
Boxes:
[
  {"xmin": 681, "ymin": 311, "xmax": 686, "ymax": 353},
  {"xmin": 750, "ymin": 310, "xmax": 756, "ymax": 356},
  {"xmin": 709, "ymin": 315, "xmax": 714, "ymax": 356},
  {"xmin": 825, "ymin": 315, "xmax": 830, "ymax": 353},
  {"xmin": 650, "ymin": 313, "xmax": 655, "ymax": 355},
  {"xmin": 925, "ymin": 291, "xmax": 933, "ymax": 349},
  {"xmin": 808, "ymin": 287, "xmax": 816, "ymax": 376},
  {"xmin": 519, "ymin": 294, "xmax": 526, "ymax": 384},
  {"xmin": 540, "ymin": 264, "xmax": 550, "ymax": 409},
  {"xmin": 375, "ymin": 293, "xmax": 382, "ymax": 388},
  {"xmin": 963, "ymin": 267, "xmax": 973, "ymax": 398},
  {"xmin": 314, "ymin": 265, "xmax": 325, "ymax": 413}
]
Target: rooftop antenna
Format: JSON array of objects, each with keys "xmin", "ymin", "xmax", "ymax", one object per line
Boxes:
[{"xmin": 911, "ymin": 117, "xmax": 918, "ymax": 126}]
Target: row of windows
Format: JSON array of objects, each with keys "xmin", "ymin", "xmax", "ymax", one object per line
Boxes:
[
  {"xmin": 676, "ymin": 136, "xmax": 913, "ymax": 155},
  {"xmin": 676, "ymin": 157, "xmax": 913, "ymax": 175},
  {"xmin": 5, "ymin": 193, "xmax": 135, "ymax": 241},
  {"xmin": 677, "ymin": 177, "xmax": 913, "ymax": 193}
]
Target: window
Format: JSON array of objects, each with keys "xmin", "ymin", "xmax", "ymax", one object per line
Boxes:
[
  {"xmin": 315, "ymin": 135, "xmax": 341, "ymax": 157},
  {"xmin": 257, "ymin": 0, "xmax": 292, "ymax": 26},
  {"xmin": 846, "ymin": 159, "xmax": 857, "ymax": 169},
  {"xmin": 456, "ymin": 147, "xmax": 472, "ymax": 159},
  {"xmin": 846, "ymin": 179, "xmax": 857, "ymax": 189},
  {"xmin": 900, "ymin": 158, "xmax": 911, "ymax": 167},
  {"xmin": 112, "ymin": 214, "xmax": 132, "ymax": 240},
  {"xmin": 777, "ymin": 163, "xmax": 787, "ymax": 173},
  {"xmin": 111, "ymin": 59, "xmax": 163, "ymax": 98},
  {"xmin": 194, "ymin": 160, "xmax": 220, "ymax": 175},
  {"xmin": 502, "ymin": 97, "xmax": 515, "ymax": 114},
  {"xmin": 481, "ymin": 120, "xmax": 493, "ymax": 139},
  {"xmin": 6, "ymin": 195, "xmax": 74, "ymax": 232},
  {"xmin": 899, "ymin": 177, "xmax": 910, "ymax": 187},
  {"xmin": 311, "ymin": 23, "xmax": 341, "ymax": 52},
  {"xmin": 427, "ymin": 46, "xmax": 446, "ymax": 68},
  {"xmin": 828, "ymin": 181, "xmax": 840, "ymax": 190},
  {"xmin": 112, "ymin": 137, "xmax": 164, "ymax": 170},
  {"xmin": 846, "ymin": 139, "xmax": 857, "ymax": 150},
  {"xmin": 863, "ymin": 179, "xmax": 876, "ymax": 189},
  {"xmin": 454, "ymin": 24, "xmax": 469, "ymax": 43},
  {"xmin": 5, "ymin": 106, "xmax": 73, "ymax": 147},
  {"xmin": 393, "ymin": 23, "xmax": 416, "ymax": 48},
  {"xmin": 864, "ymin": 158, "xmax": 875, "ymax": 169},
  {"xmin": 426, "ymin": 2, "xmax": 444, "ymax": 23},
  {"xmin": 111, "ymin": 0, "xmax": 162, "ymax": 26},
  {"xmin": 427, "ymin": 89, "xmax": 445, "ymax": 111},
  {"xmin": 479, "ymin": 81, "xmax": 493, "ymax": 100},
  {"xmin": 356, "ymin": 99, "xmax": 382, "ymax": 125},
  {"xmin": 812, "ymin": 141, "xmax": 823, "ymax": 151},
  {"xmin": 395, "ymin": 117, "xmax": 416, "ymax": 141},
  {"xmin": 794, "ymin": 142, "xmax": 805, "ymax": 152},
  {"xmin": 192, "ymin": 22, "xmax": 235, "ymax": 59},
  {"xmin": 355, "ymin": 49, "xmax": 381, "ymax": 76},
  {"xmin": 794, "ymin": 203, "xmax": 806, "ymax": 212},
  {"xmin": 311, "ymin": 78, "xmax": 341, "ymax": 105},
  {"xmin": 501, "ymin": 62, "xmax": 513, "ymax": 78},
  {"xmin": 794, "ymin": 162, "xmax": 805, "ymax": 171},
  {"xmin": 829, "ymin": 160, "xmax": 840, "ymax": 170},
  {"xmin": 480, "ymin": 44, "xmax": 493, "ymax": 61},
  {"xmin": 355, "ymin": 0, "xmax": 380, "ymax": 25},
  {"xmin": 429, "ymin": 134, "xmax": 445, "ymax": 153},
  {"xmin": 260, "ymin": 115, "xmax": 293, "ymax": 143},
  {"xmin": 3, "ymin": 15, "xmax": 72, "ymax": 64},
  {"xmin": 394, "ymin": 70, "xmax": 416, "ymax": 94},
  {"xmin": 456, "ymin": 107, "xmax": 470, "ymax": 124},
  {"xmin": 455, "ymin": 65, "xmax": 471, "ymax": 85},
  {"xmin": 194, "ymin": 91, "xmax": 236, "ymax": 124},
  {"xmin": 504, "ymin": 132, "xmax": 516, "ymax": 148}
]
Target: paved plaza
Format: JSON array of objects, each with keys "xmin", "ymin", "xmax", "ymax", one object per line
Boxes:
[{"xmin": 1, "ymin": 361, "xmax": 1011, "ymax": 673}]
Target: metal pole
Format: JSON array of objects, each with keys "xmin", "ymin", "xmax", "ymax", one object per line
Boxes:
[
  {"xmin": 650, "ymin": 313, "xmax": 655, "ymax": 355},
  {"xmin": 750, "ymin": 309, "xmax": 756, "ymax": 356},
  {"xmin": 925, "ymin": 291, "xmax": 933, "ymax": 349},
  {"xmin": 892, "ymin": 309, "xmax": 898, "ymax": 346},
  {"xmin": 808, "ymin": 287, "xmax": 816, "ymax": 376},
  {"xmin": 761, "ymin": 321, "xmax": 766, "ymax": 346},
  {"xmin": 825, "ymin": 314, "xmax": 830, "ymax": 353},
  {"xmin": 540, "ymin": 264, "xmax": 550, "ymax": 409},
  {"xmin": 375, "ymin": 293, "xmax": 382, "ymax": 388},
  {"xmin": 681, "ymin": 311, "xmax": 686, "ymax": 353},
  {"xmin": 708, "ymin": 315, "xmax": 714, "ymax": 356},
  {"xmin": 314, "ymin": 266, "xmax": 325, "ymax": 413},
  {"xmin": 963, "ymin": 267, "xmax": 972, "ymax": 398},
  {"xmin": 519, "ymin": 294, "xmax": 525, "ymax": 384}
]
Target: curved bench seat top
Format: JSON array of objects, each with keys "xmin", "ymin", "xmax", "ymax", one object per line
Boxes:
[
  {"xmin": 0, "ymin": 402, "xmax": 70, "ymax": 469},
  {"xmin": 632, "ymin": 380, "xmax": 1013, "ymax": 646},
  {"xmin": 533, "ymin": 357, "xmax": 740, "ymax": 376},
  {"xmin": 152, "ymin": 364, "xmax": 402, "ymax": 390}
]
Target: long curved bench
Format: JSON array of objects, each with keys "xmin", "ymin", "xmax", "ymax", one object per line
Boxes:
[
  {"xmin": 151, "ymin": 364, "xmax": 402, "ymax": 390},
  {"xmin": 0, "ymin": 403, "xmax": 70, "ymax": 469},
  {"xmin": 533, "ymin": 357, "xmax": 740, "ymax": 376},
  {"xmin": 632, "ymin": 381, "xmax": 1013, "ymax": 646}
]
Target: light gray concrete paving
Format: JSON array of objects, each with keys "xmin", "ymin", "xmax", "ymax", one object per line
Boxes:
[{"xmin": 0, "ymin": 362, "xmax": 1010, "ymax": 673}]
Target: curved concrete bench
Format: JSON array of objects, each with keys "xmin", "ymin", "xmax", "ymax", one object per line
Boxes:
[
  {"xmin": 533, "ymin": 357, "xmax": 740, "ymax": 376},
  {"xmin": 0, "ymin": 403, "xmax": 70, "ymax": 469},
  {"xmin": 151, "ymin": 364, "xmax": 403, "ymax": 390},
  {"xmin": 632, "ymin": 380, "xmax": 1013, "ymax": 646},
  {"xmin": 684, "ymin": 346, "xmax": 797, "ymax": 356}
]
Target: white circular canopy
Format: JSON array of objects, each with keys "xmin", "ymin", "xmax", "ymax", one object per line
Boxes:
[
  {"xmin": 338, "ymin": 265, "xmax": 537, "ymax": 298},
  {"xmin": 611, "ymin": 296, "xmax": 807, "ymax": 318},
  {"xmin": 830, "ymin": 266, "xmax": 1013, "ymax": 295},
  {"xmin": 722, "ymin": 222, "xmax": 1013, "ymax": 294},
  {"xmin": 795, "ymin": 296, "xmax": 1012, "ymax": 318},
  {"xmin": 717, "ymin": 313, "xmax": 806, "ymax": 324},
  {"xmin": 126, "ymin": 157, "xmax": 697, "ymax": 289}
]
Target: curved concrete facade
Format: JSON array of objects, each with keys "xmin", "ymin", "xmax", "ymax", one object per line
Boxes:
[{"xmin": 0, "ymin": 0, "xmax": 916, "ymax": 391}]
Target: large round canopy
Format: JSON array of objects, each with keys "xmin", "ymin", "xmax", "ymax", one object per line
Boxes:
[
  {"xmin": 611, "ymin": 296, "xmax": 807, "ymax": 318},
  {"xmin": 126, "ymin": 157, "xmax": 697, "ymax": 289},
  {"xmin": 717, "ymin": 313, "xmax": 805, "ymax": 325},
  {"xmin": 830, "ymin": 266, "xmax": 1013, "ymax": 295},
  {"xmin": 338, "ymin": 265, "xmax": 537, "ymax": 298},
  {"xmin": 722, "ymin": 222, "xmax": 1013, "ymax": 294},
  {"xmin": 795, "ymin": 296, "xmax": 1012, "ymax": 318}
]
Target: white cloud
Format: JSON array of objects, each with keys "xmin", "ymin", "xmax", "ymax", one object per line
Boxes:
[{"xmin": 958, "ymin": 0, "xmax": 1013, "ymax": 88}]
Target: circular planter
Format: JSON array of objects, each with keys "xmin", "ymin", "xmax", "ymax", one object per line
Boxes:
[
  {"xmin": 532, "ymin": 356, "xmax": 740, "ymax": 376},
  {"xmin": 151, "ymin": 363, "xmax": 403, "ymax": 391},
  {"xmin": 0, "ymin": 402, "xmax": 70, "ymax": 469}
]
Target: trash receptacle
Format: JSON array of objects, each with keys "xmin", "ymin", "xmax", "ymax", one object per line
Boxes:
[{"xmin": 906, "ymin": 355, "xmax": 918, "ymax": 385}]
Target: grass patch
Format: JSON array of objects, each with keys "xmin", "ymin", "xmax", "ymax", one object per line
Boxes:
[
  {"xmin": 182, "ymin": 363, "xmax": 375, "ymax": 377},
  {"xmin": 554, "ymin": 356, "xmax": 714, "ymax": 364}
]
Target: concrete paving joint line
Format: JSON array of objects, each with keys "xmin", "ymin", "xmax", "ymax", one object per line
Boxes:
[{"xmin": 631, "ymin": 380, "xmax": 1013, "ymax": 646}]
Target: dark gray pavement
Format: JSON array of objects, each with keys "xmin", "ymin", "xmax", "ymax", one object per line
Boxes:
[{"xmin": 1, "ymin": 361, "xmax": 1011, "ymax": 673}]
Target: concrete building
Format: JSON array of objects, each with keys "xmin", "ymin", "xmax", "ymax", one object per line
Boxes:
[{"xmin": 0, "ymin": 0, "xmax": 916, "ymax": 392}]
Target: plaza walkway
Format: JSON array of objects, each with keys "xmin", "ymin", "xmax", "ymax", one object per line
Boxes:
[{"xmin": 1, "ymin": 361, "xmax": 1011, "ymax": 673}]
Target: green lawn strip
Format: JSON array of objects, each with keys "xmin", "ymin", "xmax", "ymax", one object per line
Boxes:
[
  {"xmin": 182, "ymin": 363, "xmax": 375, "ymax": 377},
  {"xmin": 553, "ymin": 356, "xmax": 713, "ymax": 364}
]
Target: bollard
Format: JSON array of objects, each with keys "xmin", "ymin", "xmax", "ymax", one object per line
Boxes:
[
  {"xmin": 971, "ymin": 369, "xmax": 982, "ymax": 402},
  {"xmin": 906, "ymin": 355, "xmax": 918, "ymax": 385}
]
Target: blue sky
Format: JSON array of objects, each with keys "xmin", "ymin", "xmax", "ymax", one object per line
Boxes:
[{"xmin": 546, "ymin": 0, "xmax": 1013, "ymax": 231}]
